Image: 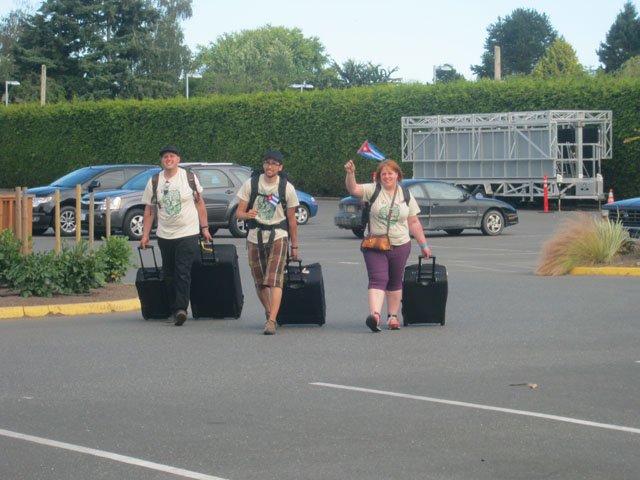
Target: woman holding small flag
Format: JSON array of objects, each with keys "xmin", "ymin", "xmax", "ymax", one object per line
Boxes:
[{"xmin": 345, "ymin": 147, "xmax": 431, "ymax": 332}]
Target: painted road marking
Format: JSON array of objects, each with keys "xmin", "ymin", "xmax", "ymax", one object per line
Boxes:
[
  {"xmin": 0, "ymin": 428, "xmax": 228, "ymax": 480},
  {"xmin": 310, "ymin": 382, "xmax": 640, "ymax": 435}
]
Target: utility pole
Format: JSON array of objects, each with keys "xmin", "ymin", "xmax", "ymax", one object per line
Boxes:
[
  {"xmin": 494, "ymin": 46, "xmax": 501, "ymax": 80},
  {"xmin": 41, "ymin": 64, "xmax": 46, "ymax": 105}
]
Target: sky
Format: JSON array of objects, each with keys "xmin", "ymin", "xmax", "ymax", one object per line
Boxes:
[{"xmin": 1, "ymin": 0, "xmax": 637, "ymax": 82}]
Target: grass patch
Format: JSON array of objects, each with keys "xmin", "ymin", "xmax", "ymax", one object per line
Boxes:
[{"xmin": 536, "ymin": 214, "xmax": 635, "ymax": 276}]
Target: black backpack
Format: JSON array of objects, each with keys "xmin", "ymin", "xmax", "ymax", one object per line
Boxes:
[{"xmin": 247, "ymin": 169, "xmax": 289, "ymax": 232}]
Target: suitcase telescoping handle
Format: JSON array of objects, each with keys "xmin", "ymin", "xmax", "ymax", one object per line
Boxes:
[
  {"xmin": 199, "ymin": 240, "xmax": 217, "ymax": 263},
  {"xmin": 285, "ymin": 257, "xmax": 306, "ymax": 286},
  {"xmin": 137, "ymin": 246, "xmax": 161, "ymax": 279},
  {"xmin": 416, "ymin": 255, "xmax": 437, "ymax": 283}
]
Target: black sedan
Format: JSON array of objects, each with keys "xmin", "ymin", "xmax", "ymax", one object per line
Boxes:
[
  {"xmin": 334, "ymin": 179, "xmax": 519, "ymax": 237},
  {"xmin": 602, "ymin": 196, "xmax": 640, "ymax": 238}
]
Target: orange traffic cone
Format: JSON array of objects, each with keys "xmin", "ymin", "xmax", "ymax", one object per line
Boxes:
[{"xmin": 607, "ymin": 189, "xmax": 614, "ymax": 204}]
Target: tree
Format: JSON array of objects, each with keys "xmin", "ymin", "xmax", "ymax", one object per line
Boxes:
[
  {"xmin": 193, "ymin": 25, "xmax": 335, "ymax": 95},
  {"xmin": 434, "ymin": 64, "xmax": 465, "ymax": 84},
  {"xmin": 615, "ymin": 54, "xmax": 640, "ymax": 77},
  {"xmin": 333, "ymin": 59, "xmax": 399, "ymax": 88},
  {"xmin": 471, "ymin": 8, "xmax": 557, "ymax": 79},
  {"xmin": 0, "ymin": 6, "xmax": 32, "ymax": 83},
  {"xmin": 533, "ymin": 37, "xmax": 583, "ymax": 79},
  {"xmin": 11, "ymin": 0, "xmax": 192, "ymax": 101},
  {"xmin": 597, "ymin": 1, "xmax": 640, "ymax": 73}
]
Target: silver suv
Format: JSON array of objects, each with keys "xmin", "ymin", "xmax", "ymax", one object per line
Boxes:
[{"xmin": 81, "ymin": 163, "xmax": 253, "ymax": 240}]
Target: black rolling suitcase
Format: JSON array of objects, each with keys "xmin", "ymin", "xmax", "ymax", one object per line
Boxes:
[
  {"xmin": 135, "ymin": 246, "xmax": 171, "ymax": 320},
  {"xmin": 190, "ymin": 242, "xmax": 243, "ymax": 319},
  {"xmin": 276, "ymin": 259, "xmax": 326, "ymax": 326},
  {"xmin": 401, "ymin": 255, "xmax": 448, "ymax": 326}
]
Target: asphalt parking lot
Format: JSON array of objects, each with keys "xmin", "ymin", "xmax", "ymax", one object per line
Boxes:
[{"xmin": 1, "ymin": 200, "xmax": 639, "ymax": 480}]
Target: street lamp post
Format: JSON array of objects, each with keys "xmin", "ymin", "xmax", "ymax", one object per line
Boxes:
[
  {"xmin": 289, "ymin": 81, "xmax": 314, "ymax": 92},
  {"xmin": 432, "ymin": 64, "xmax": 453, "ymax": 84},
  {"xmin": 5, "ymin": 80, "xmax": 20, "ymax": 106},
  {"xmin": 186, "ymin": 73, "xmax": 202, "ymax": 99}
]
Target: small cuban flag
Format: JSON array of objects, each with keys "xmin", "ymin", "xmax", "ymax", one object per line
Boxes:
[
  {"xmin": 267, "ymin": 193, "xmax": 280, "ymax": 207},
  {"xmin": 357, "ymin": 141, "xmax": 386, "ymax": 161}
]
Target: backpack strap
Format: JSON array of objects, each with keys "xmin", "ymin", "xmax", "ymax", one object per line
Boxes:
[
  {"xmin": 185, "ymin": 168, "xmax": 200, "ymax": 203},
  {"xmin": 150, "ymin": 173, "xmax": 160, "ymax": 208}
]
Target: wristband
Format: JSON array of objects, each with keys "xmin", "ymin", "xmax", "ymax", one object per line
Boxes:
[
  {"xmin": 420, "ymin": 243, "xmax": 429, "ymax": 248},
  {"xmin": 291, "ymin": 246, "xmax": 298, "ymax": 249},
  {"xmin": 200, "ymin": 225, "xmax": 209, "ymax": 230}
]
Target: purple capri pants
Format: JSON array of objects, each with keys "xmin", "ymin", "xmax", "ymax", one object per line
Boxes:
[{"xmin": 361, "ymin": 241, "xmax": 412, "ymax": 291}]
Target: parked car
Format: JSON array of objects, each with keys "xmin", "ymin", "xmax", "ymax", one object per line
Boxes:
[
  {"xmin": 293, "ymin": 189, "xmax": 318, "ymax": 225},
  {"xmin": 82, "ymin": 163, "xmax": 318, "ymax": 240},
  {"xmin": 334, "ymin": 179, "xmax": 519, "ymax": 237},
  {"xmin": 28, "ymin": 165, "xmax": 156, "ymax": 235},
  {"xmin": 602, "ymin": 197, "xmax": 640, "ymax": 238}
]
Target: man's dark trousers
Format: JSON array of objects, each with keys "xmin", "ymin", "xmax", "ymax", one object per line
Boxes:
[{"xmin": 157, "ymin": 234, "xmax": 199, "ymax": 313}]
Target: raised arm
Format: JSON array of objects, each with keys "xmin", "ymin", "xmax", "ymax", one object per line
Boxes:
[{"xmin": 344, "ymin": 159, "xmax": 364, "ymax": 198}]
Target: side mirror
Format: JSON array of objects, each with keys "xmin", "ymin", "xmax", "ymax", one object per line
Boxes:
[
  {"xmin": 88, "ymin": 180, "xmax": 101, "ymax": 192},
  {"xmin": 461, "ymin": 193, "xmax": 470, "ymax": 201}
]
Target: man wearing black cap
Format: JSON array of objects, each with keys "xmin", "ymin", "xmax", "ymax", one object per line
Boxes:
[
  {"xmin": 236, "ymin": 150, "xmax": 299, "ymax": 335},
  {"xmin": 140, "ymin": 145, "xmax": 213, "ymax": 326}
]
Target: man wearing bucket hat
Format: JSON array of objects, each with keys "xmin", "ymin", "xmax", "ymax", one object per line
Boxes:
[
  {"xmin": 236, "ymin": 150, "xmax": 299, "ymax": 335},
  {"xmin": 140, "ymin": 145, "xmax": 212, "ymax": 326}
]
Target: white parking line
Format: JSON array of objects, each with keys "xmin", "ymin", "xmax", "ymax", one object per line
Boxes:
[
  {"xmin": 310, "ymin": 383, "xmax": 640, "ymax": 435},
  {"xmin": 0, "ymin": 428, "xmax": 228, "ymax": 480}
]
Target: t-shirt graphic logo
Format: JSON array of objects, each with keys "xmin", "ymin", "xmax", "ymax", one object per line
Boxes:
[
  {"xmin": 378, "ymin": 203, "xmax": 400, "ymax": 227},
  {"xmin": 267, "ymin": 193, "xmax": 280, "ymax": 207},
  {"xmin": 256, "ymin": 189, "xmax": 276, "ymax": 221},
  {"xmin": 162, "ymin": 189, "xmax": 181, "ymax": 216}
]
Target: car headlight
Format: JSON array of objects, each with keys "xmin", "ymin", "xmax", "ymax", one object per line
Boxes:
[
  {"xmin": 32, "ymin": 196, "xmax": 53, "ymax": 207},
  {"xmin": 99, "ymin": 197, "xmax": 122, "ymax": 210}
]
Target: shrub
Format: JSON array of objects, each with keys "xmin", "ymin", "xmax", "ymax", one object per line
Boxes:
[
  {"xmin": 56, "ymin": 241, "xmax": 106, "ymax": 294},
  {"xmin": 95, "ymin": 235, "xmax": 133, "ymax": 283},
  {"xmin": 5, "ymin": 249, "xmax": 62, "ymax": 297},
  {"xmin": 0, "ymin": 228, "xmax": 23, "ymax": 286},
  {"xmin": 536, "ymin": 214, "xmax": 632, "ymax": 275}
]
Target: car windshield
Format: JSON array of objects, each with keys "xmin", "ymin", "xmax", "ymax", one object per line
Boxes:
[
  {"xmin": 51, "ymin": 167, "xmax": 104, "ymax": 187},
  {"xmin": 122, "ymin": 169, "xmax": 160, "ymax": 190}
]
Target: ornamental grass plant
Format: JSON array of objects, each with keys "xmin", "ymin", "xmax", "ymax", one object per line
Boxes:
[{"xmin": 536, "ymin": 214, "xmax": 634, "ymax": 276}]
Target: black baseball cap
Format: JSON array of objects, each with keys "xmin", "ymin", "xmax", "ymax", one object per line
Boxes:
[
  {"xmin": 160, "ymin": 145, "xmax": 180, "ymax": 156},
  {"xmin": 262, "ymin": 150, "xmax": 283, "ymax": 164}
]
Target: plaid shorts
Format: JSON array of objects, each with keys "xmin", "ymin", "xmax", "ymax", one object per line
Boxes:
[{"xmin": 247, "ymin": 237, "xmax": 288, "ymax": 288}]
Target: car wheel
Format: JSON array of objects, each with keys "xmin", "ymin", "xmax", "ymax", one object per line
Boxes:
[
  {"xmin": 445, "ymin": 229, "xmax": 464, "ymax": 235},
  {"xmin": 59, "ymin": 206, "xmax": 77, "ymax": 236},
  {"xmin": 229, "ymin": 210, "xmax": 248, "ymax": 238},
  {"xmin": 295, "ymin": 205, "xmax": 310, "ymax": 225},
  {"xmin": 481, "ymin": 209, "xmax": 504, "ymax": 236},
  {"xmin": 123, "ymin": 208, "xmax": 145, "ymax": 241},
  {"xmin": 352, "ymin": 227, "xmax": 365, "ymax": 238}
]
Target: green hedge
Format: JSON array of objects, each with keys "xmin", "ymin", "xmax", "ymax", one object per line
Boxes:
[{"xmin": 2, "ymin": 77, "xmax": 640, "ymax": 198}]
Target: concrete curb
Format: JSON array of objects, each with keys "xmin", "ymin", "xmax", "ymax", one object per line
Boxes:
[
  {"xmin": 570, "ymin": 266, "xmax": 640, "ymax": 276},
  {"xmin": 0, "ymin": 298, "xmax": 141, "ymax": 320}
]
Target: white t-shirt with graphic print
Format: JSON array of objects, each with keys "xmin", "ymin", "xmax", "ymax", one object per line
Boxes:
[
  {"xmin": 237, "ymin": 174, "xmax": 299, "ymax": 244},
  {"xmin": 362, "ymin": 183, "xmax": 420, "ymax": 246},
  {"xmin": 141, "ymin": 168, "xmax": 203, "ymax": 240}
]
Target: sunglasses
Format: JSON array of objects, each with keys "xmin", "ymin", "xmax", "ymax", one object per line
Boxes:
[{"xmin": 162, "ymin": 181, "xmax": 170, "ymax": 195}]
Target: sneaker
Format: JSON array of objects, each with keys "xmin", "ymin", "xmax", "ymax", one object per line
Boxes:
[
  {"xmin": 366, "ymin": 313, "xmax": 381, "ymax": 333},
  {"xmin": 175, "ymin": 310, "xmax": 187, "ymax": 326},
  {"xmin": 388, "ymin": 316, "xmax": 401, "ymax": 330},
  {"xmin": 264, "ymin": 319, "xmax": 277, "ymax": 335}
]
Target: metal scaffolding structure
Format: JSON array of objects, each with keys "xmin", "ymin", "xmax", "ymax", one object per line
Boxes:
[{"xmin": 401, "ymin": 110, "xmax": 613, "ymax": 200}]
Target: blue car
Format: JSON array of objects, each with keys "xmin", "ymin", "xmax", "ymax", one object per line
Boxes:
[
  {"xmin": 294, "ymin": 189, "xmax": 318, "ymax": 225},
  {"xmin": 602, "ymin": 196, "xmax": 640, "ymax": 238}
]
